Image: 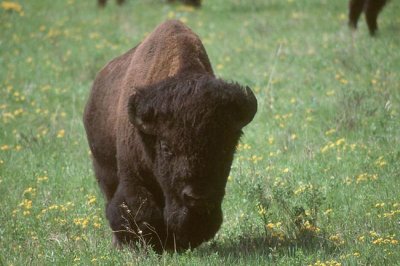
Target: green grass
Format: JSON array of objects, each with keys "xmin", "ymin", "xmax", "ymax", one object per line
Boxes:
[{"xmin": 1, "ymin": 0, "xmax": 399, "ymax": 265}]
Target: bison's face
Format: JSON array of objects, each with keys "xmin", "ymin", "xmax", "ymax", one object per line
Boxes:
[
  {"xmin": 128, "ymin": 74, "xmax": 257, "ymax": 249},
  {"xmin": 152, "ymin": 120, "xmax": 241, "ymax": 249}
]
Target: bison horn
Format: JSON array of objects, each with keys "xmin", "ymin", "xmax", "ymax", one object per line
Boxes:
[{"xmin": 235, "ymin": 86, "xmax": 257, "ymax": 129}]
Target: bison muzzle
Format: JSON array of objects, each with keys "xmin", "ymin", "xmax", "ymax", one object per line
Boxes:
[{"xmin": 83, "ymin": 20, "xmax": 257, "ymax": 252}]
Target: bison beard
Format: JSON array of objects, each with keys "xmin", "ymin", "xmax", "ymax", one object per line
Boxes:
[
  {"xmin": 348, "ymin": 0, "xmax": 387, "ymax": 36},
  {"xmin": 83, "ymin": 20, "xmax": 257, "ymax": 253}
]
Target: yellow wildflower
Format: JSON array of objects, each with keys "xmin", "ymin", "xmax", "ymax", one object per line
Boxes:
[
  {"xmin": 1, "ymin": 145, "xmax": 10, "ymax": 151},
  {"xmin": 37, "ymin": 175, "xmax": 48, "ymax": 182},
  {"xmin": 19, "ymin": 199, "xmax": 32, "ymax": 209},
  {"xmin": 303, "ymin": 220, "xmax": 321, "ymax": 233},
  {"xmin": 326, "ymin": 90, "xmax": 335, "ymax": 96},
  {"xmin": 1, "ymin": 1, "xmax": 23, "ymax": 14},
  {"xmin": 335, "ymin": 138, "xmax": 345, "ymax": 146},
  {"xmin": 258, "ymin": 205, "xmax": 266, "ymax": 216},
  {"xmin": 266, "ymin": 223, "xmax": 275, "ymax": 229},
  {"xmin": 48, "ymin": 204, "xmax": 58, "ymax": 210},
  {"xmin": 329, "ymin": 234, "xmax": 344, "ymax": 245},
  {"xmin": 93, "ymin": 222, "xmax": 101, "ymax": 229},
  {"xmin": 57, "ymin": 129, "xmax": 65, "ymax": 138},
  {"xmin": 81, "ymin": 218, "xmax": 89, "ymax": 228},
  {"xmin": 375, "ymin": 156, "xmax": 387, "ymax": 167},
  {"xmin": 282, "ymin": 168, "xmax": 289, "ymax": 173},
  {"xmin": 268, "ymin": 136, "xmax": 274, "ymax": 145},
  {"xmin": 369, "ymin": 231, "xmax": 379, "ymax": 237},
  {"xmin": 23, "ymin": 187, "xmax": 36, "ymax": 196},
  {"xmin": 87, "ymin": 195, "xmax": 97, "ymax": 205}
]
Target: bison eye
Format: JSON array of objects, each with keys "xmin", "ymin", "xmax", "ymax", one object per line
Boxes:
[{"xmin": 160, "ymin": 141, "xmax": 173, "ymax": 156}]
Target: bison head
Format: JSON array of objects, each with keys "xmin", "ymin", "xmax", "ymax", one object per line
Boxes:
[{"xmin": 128, "ymin": 74, "xmax": 257, "ymax": 250}]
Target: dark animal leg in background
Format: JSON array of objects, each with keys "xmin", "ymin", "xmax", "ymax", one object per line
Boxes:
[
  {"xmin": 92, "ymin": 159, "xmax": 118, "ymax": 202},
  {"xmin": 167, "ymin": 0, "xmax": 202, "ymax": 7},
  {"xmin": 98, "ymin": 0, "xmax": 107, "ymax": 7},
  {"xmin": 348, "ymin": 0, "xmax": 366, "ymax": 29},
  {"xmin": 116, "ymin": 0, "xmax": 125, "ymax": 5},
  {"xmin": 183, "ymin": 0, "xmax": 201, "ymax": 7},
  {"xmin": 365, "ymin": 0, "xmax": 387, "ymax": 35}
]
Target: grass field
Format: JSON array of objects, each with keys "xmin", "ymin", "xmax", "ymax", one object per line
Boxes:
[{"xmin": 1, "ymin": 0, "xmax": 399, "ymax": 265}]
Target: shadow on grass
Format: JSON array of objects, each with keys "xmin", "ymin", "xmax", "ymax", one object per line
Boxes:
[{"xmin": 196, "ymin": 232, "xmax": 338, "ymax": 259}]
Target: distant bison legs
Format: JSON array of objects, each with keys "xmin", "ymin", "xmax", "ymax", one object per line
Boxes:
[
  {"xmin": 365, "ymin": 0, "xmax": 387, "ymax": 35},
  {"xmin": 182, "ymin": 0, "xmax": 201, "ymax": 6},
  {"xmin": 98, "ymin": 0, "xmax": 107, "ymax": 7},
  {"xmin": 348, "ymin": 0, "xmax": 387, "ymax": 35},
  {"xmin": 97, "ymin": 0, "xmax": 125, "ymax": 7},
  {"xmin": 349, "ymin": 0, "xmax": 365, "ymax": 29},
  {"xmin": 167, "ymin": 0, "xmax": 201, "ymax": 7}
]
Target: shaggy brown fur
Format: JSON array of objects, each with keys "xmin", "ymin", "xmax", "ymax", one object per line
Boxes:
[
  {"xmin": 83, "ymin": 20, "xmax": 257, "ymax": 252},
  {"xmin": 348, "ymin": 0, "xmax": 387, "ymax": 35}
]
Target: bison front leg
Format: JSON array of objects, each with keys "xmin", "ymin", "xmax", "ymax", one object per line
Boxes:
[{"xmin": 106, "ymin": 183, "xmax": 166, "ymax": 252}]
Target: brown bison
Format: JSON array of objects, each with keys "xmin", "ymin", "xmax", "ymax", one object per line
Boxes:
[
  {"xmin": 83, "ymin": 20, "xmax": 257, "ymax": 252},
  {"xmin": 348, "ymin": 0, "xmax": 387, "ymax": 36}
]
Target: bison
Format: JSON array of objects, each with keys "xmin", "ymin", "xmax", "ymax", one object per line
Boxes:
[
  {"xmin": 348, "ymin": 0, "xmax": 387, "ymax": 36},
  {"xmin": 83, "ymin": 20, "xmax": 257, "ymax": 252}
]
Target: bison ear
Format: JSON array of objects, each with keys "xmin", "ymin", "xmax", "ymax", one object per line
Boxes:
[
  {"xmin": 127, "ymin": 92, "xmax": 157, "ymax": 135},
  {"xmin": 234, "ymin": 86, "xmax": 258, "ymax": 129}
]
